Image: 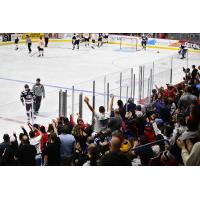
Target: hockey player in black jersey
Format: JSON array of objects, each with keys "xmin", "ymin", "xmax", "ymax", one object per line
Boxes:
[
  {"xmin": 20, "ymin": 84, "xmax": 35, "ymax": 122},
  {"xmin": 97, "ymin": 33, "xmax": 103, "ymax": 47},
  {"xmin": 178, "ymin": 44, "xmax": 188, "ymax": 59},
  {"xmin": 15, "ymin": 37, "xmax": 19, "ymax": 50},
  {"xmin": 72, "ymin": 34, "xmax": 80, "ymax": 50},
  {"xmin": 141, "ymin": 34, "xmax": 148, "ymax": 50}
]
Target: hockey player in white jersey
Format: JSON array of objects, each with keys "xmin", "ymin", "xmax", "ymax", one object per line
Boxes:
[
  {"xmin": 37, "ymin": 36, "xmax": 45, "ymax": 57},
  {"xmin": 141, "ymin": 34, "xmax": 148, "ymax": 50},
  {"xmin": 103, "ymin": 33, "xmax": 109, "ymax": 43},
  {"xmin": 72, "ymin": 34, "xmax": 80, "ymax": 50},
  {"xmin": 20, "ymin": 84, "xmax": 35, "ymax": 122},
  {"xmin": 83, "ymin": 33, "xmax": 90, "ymax": 47},
  {"xmin": 97, "ymin": 33, "xmax": 103, "ymax": 47}
]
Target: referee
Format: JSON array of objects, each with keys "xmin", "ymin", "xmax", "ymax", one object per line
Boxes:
[{"xmin": 32, "ymin": 78, "xmax": 45, "ymax": 115}]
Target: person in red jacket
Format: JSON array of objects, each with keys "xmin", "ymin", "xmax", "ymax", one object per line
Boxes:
[{"xmin": 164, "ymin": 84, "xmax": 175, "ymax": 99}]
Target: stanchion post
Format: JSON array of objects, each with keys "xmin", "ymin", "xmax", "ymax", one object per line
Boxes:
[
  {"xmin": 147, "ymin": 78, "xmax": 150, "ymax": 104},
  {"xmin": 62, "ymin": 90, "xmax": 67, "ymax": 117},
  {"xmin": 142, "ymin": 65, "xmax": 145, "ymax": 98},
  {"xmin": 133, "ymin": 74, "xmax": 135, "ymax": 102},
  {"xmin": 72, "ymin": 85, "xmax": 75, "ymax": 117},
  {"xmin": 92, "ymin": 81, "xmax": 95, "ymax": 124},
  {"xmin": 125, "ymin": 86, "xmax": 129, "ymax": 112},
  {"xmin": 79, "ymin": 93, "xmax": 83, "ymax": 119},
  {"xmin": 107, "ymin": 82, "xmax": 110, "ymax": 112},
  {"xmin": 170, "ymin": 56, "xmax": 173, "ymax": 84},
  {"xmin": 152, "ymin": 62, "xmax": 155, "ymax": 87},
  {"xmin": 120, "ymin": 72, "xmax": 122, "ymax": 100},
  {"xmin": 131, "ymin": 68, "xmax": 133, "ymax": 98},
  {"xmin": 150, "ymin": 69, "xmax": 153, "ymax": 99},
  {"xmin": 104, "ymin": 75, "xmax": 106, "ymax": 108},
  {"xmin": 59, "ymin": 90, "xmax": 63, "ymax": 117}
]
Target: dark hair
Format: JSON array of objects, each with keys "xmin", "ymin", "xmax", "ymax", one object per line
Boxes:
[
  {"xmin": 57, "ymin": 124, "xmax": 63, "ymax": 135},
  {"xmin": 164, "ymin": 125, "xmax": 174, "ymax": 138},
  {"xmin": 49, "ymin": 133, "xmax": 58, "ymax": 142},
  {"xmin": 136, "ymin": 105, "xmax": 142, "ymax": 111},
  {"xmin": 24, "ymin": 84, "xmax": 29, "ymax": 88},
  {"xmin": 63, "ymin": 117, "xmax": 69, "ymax": 125},
  {"xmin": 192, "ymin": 65, "xmax": 196, "ymax": 68},
  {"xmin": 117, "ymin": 100, "xmax": 123, "ymax": 107},
  {"xmin": 36, "ymin": 78, "xmax": 40, "ymax": 82},
  {"xmin": 190, "ymin": 137, "xmax": 200, "ymax": 145},
  {"xmin": 99, "ymin": 106, "xmax": 105, "ymax": 113},
  {"xmin": 152, "ymin": 89, "xmax": 157, "ymax": 94},
  {"xmin": 33, "ymin": 124, "xmax": 39, "ymax": 129},
  {"xmin": 62, "ymin": 125, "xmax": 69, "ymax": 134},
  {"xmin": 186, "ymin": 117, "xmax": 198, "ymax": 131},
  {"xmin": 29, "ymin": 131, "xmax": 35, "ymax": 138},
  {"xmin": 191, "ymin": 105, "xmax": 200, "ymax": 124},
  {"xmin": 3, "ymin": 134, "xmax": 10, "ymax": 142},
  {"xmin": 177, "ymin": 117, "xmax": 186, "ymax": 126},
  {"xmin": 88, "ymin": 145, "xmax": 100, "ymax": 166},
  {"xmin": 47, "ymin": 124, "xmax": 54, "ymax": 133},
  {"xmin": 19, "ymin": 133, "xmax": 24, "ymax": 141},
  {"xmin": 40, "ymin": 126, "xmax": 46, "ymax": 133}
]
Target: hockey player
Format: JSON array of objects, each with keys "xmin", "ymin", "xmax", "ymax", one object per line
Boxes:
[
  {"xmin": 83, "ymin": 33, "xmax": 90, "ymax": 47},
  {"xmin": 178, "ymin": 44, "xmax": 188, "ymax": 59},
  {"xmin": 14, "ymin": 36, "xmax": 19, "ymax": 50},
  {"xmin": 91, "ymin": 33, "xmax": 96, "ymax": 49},
  {"xmin": 103, "ymin": 33, "xmax": 109, "ymax": 43},
  {"xmin": 44, "ymin": 33, "xmax": 49, "ymax": 47},
  {"xmin": 37, "ymin": 36, "xmax": 44, "ymax": 57},
  {"xmin": 141, "ymin": 34, "xmax": 148, "ymax": 50},
  {"xmin": 20, "ymin": 84, "xmax": 35, "ymax": 122},
  {"xmin": 72, "ymin": 34, "xmax": 80, "ymax": 50},
  {"xmin": 97, "ymin": 33, "xmax": 103, "ymax": 47},
  {"xmin": 32, "ymin": 78, "xmax": 45, "ymax": 115},
  {"xmin": 26, "ymin": 35, "xmax": 32, "ymax": 54}
]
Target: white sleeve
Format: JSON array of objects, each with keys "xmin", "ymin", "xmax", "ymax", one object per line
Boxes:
[
  {"xmin": 94, "ymin": 111, "xmax": 99, "ymax": 119},
  {"xmin": 35, "ymin": 135, "xmax": 42, "ymax": 143},
  {"xmin": 152, "ymin": 122, "xmax": 162, "ymax": 136},
  {"xmin": 152, "ymin": 122, "xmax": 166, "ymax": 139}
]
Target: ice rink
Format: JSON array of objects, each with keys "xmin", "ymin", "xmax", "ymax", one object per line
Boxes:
[{"xmin": 0, "ymin": 41, "xmax": 200, "ymax": 138}]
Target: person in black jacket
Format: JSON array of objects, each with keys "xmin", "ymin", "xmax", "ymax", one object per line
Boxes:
[
  {"xmin": 0, "ymin": 134, "xmax": 10, "ymax": 160},
  {"xmin": 14, "ymin": 135, "xmax": 37, "ymax": 166},
  {"xmin": 99, "ymin": 135, "xmax": 132, "ymax": 166},
  {"xmin": 191, "ymin": 65, "xmax": 198, "ymax": 84},
  {"xmin": 0, "ymin": 134, "xmax": 18, "ymax": 166}
]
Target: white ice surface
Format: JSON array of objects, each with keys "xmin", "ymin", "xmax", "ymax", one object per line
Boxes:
[{"xmin": 0, "ymin": 42, "xmax": 200, "ymax": 140}]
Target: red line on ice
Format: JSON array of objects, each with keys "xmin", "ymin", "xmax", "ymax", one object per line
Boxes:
[{"xmin": 0, "ymin": 116, "xmax": 25, "ymax": 124}]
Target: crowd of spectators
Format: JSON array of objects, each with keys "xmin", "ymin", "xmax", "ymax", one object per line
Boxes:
[{"xmin": 0, "ymin": 65, "xmax": 200, "ymax": 166}]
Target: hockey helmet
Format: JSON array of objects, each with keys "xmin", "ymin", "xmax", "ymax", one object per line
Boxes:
[{"xmin": 24, "ymin": 84, "xmax": 29, "ymax": 88}]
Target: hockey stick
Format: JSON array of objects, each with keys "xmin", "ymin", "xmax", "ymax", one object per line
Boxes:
[
  {"xmin": 30, "ymin": 102, "xmax": 35, "ymax": 125},
  {"xmin": 29, "ymin": 51, "xmax": 37, "ymax": 57}
]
